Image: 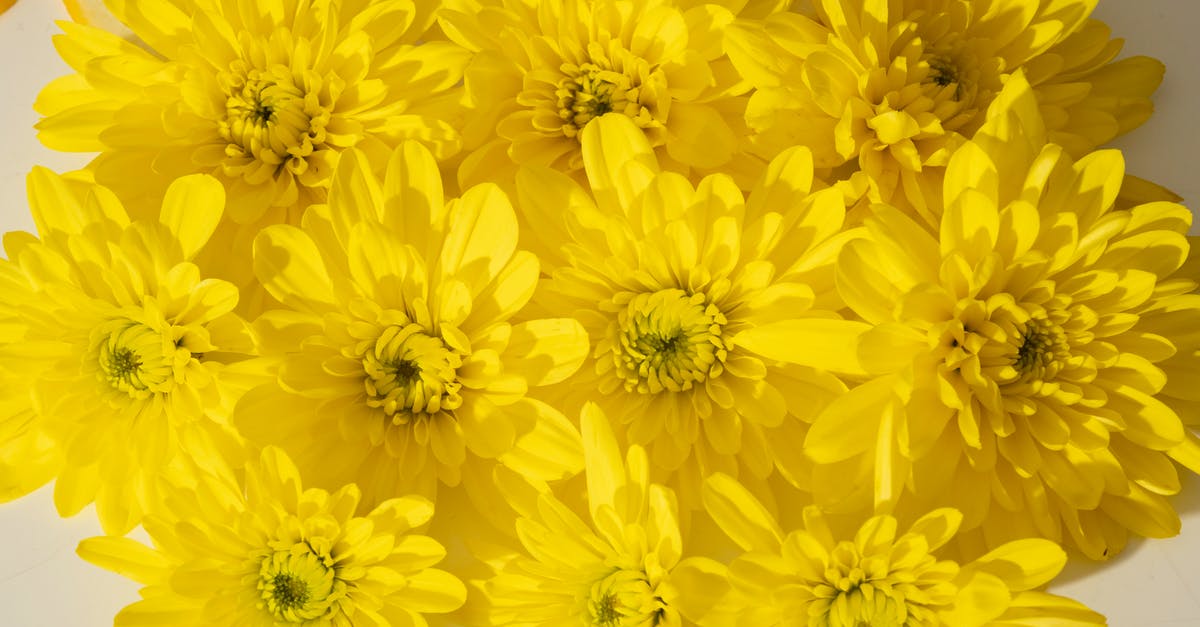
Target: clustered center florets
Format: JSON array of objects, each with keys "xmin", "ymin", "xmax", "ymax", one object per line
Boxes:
[
  {"xmin": 1013, "ymin": 316, "xmax": 1069, "ymax": 382},
  {"xmin": 257, "ymin": 546, "xmax": 343, "ymax": 623},
  {"xmin": 608, "ymin": 289, "xmax": 729, "ymax": 394},
  {"xmin": 586, "ymin": 569, "xmax": 664, "ymax": 627},
  {"xmin": 361, "ymin": 323, "xmax": 464, "ymax": 420},
  {"xmin": 95, "ymin": 319, "xmax": 177, "ymax": 398},
  {"xmin": 557, "ymin": 62, "xmax": 638, "ymax": 138},
  {"xmin": 220, "ymin": 61, "xmax": 332, "ymax": 178}
]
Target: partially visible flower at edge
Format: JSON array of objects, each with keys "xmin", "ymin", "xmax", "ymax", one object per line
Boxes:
[
  {"xmin": 0, "ymin": 169, "xmax": 255, "ymax": 535},
  {"xmin": 77, "ymin": 446, "xmax": 466, "ymax": 626}
]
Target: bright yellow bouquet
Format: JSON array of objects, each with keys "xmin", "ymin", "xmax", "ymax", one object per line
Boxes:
[{"xmin": 2, "ymin": 0, "xmax": 1195, "ymax": 625}]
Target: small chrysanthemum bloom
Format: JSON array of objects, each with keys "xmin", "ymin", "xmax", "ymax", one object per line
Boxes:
[
  {"xmin": 700, "ymin": 474, "xmax": 1104, "ymax": 626},
  {"xmin": 765, "ymin": 74, "xmax": 1200, "ymax": 559},
  {"xmin": 486, "ymin": 403, "xmax": 727, "ymax": 626},
  {"xmin": 235, "ymin": 143, "xmax": 590, "ymax": 507},
  {"xmin": 0, "ymin": 169, "xmax": 254, "ymax": 534},
  {"xmin": 440, "ymin": 0, "xmax": 763, "ymax": 189},
  {"xmin": 726, "ymin": 0, "xmax": 1163, "ymax": 217},
  {"xmin": 36, "ymin": 0, "xmax": 469, "ymax": 294},
  {"xmin": 77, "ymin": 446, "xmax": 466, "ymax": 626},
  {"xmin": 518, "ymin": 113, "xmax": 863, "ymax": 500}
]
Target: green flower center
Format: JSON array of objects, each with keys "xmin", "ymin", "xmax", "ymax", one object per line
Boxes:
[
  {"xmin": 586, "ymin": 569, "xmax": 664, "ymax": 627},
  {"xmin": 362, "ymin": 323, "xmax": 464, "ymax": 419},
  {"xmin": 1013, "ymin": 316, "xmax": 1069, "ymax": 382},
  {"xmin": 557, "ymin": 63, "xmax": 630, "ymax": 135},
  {"xmin": 257, "ymin": 546, "xmax": 343, "ymax": 623},
  {"xmin": 608, "ymin": 289, "xmax": 729, "ymax": 394},
  {"xmin": 220, "ymin": 62, "xmax": 332, "ymax": 178},
  {"xmin": 94, "ymin": 319, "xmax": 177, "ymax": 398}
]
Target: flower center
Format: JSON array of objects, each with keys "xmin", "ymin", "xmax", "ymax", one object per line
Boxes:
[
  {"xmin": 257, "ymin": 547, "xmax": 343, "ymax": 623},
  {"xmin": 609, "ymin": 289, "xmax": 728, "ymax": 394},
  {"xmin": 556, "ymin": 62, "xmax": 635, "ymax": 138},
  {"xmin": 220, "ymin": 63, "xmax": 332, "ymax": 179},
  {"xmin": 927, "ymin": 55, "xmax": 959, "ymax": 88},
  {"xmin": 810, "ymin": 541, "xmax": 916, "ymax": 627},
  {"xmin": 586, "ymin": 569, "xmax": 663, "ymax": 627},
  {"xmin": 95, "ymin": 319, "xmax": 176, "ymax": 398},
  {"xmin": 362, "ymin": 324, "xmax": 464, "ymax": 419},
  {"xmin": 1013, "ymin": 316, "xmax": 1069, "ymax": 383}
]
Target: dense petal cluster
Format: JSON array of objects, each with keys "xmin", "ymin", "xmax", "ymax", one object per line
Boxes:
[
  {"xmin": 0, "ymin": 170, "xmax": 253, "ymax": 534},
  {"xmin": 701, "ymin": 474, "xmax": 1104, "ymax": 626},
  {"xmin": 36, "ymin": 0, "xmax": 471, "ymax": 309},
  {"xmin": 78, "ymin": 446, "xmax": 466, "ymax": 626},
  {"xmin": 726, "ymin": 0, "xmax": 1163, "ymax": 218},
  {"xmin": 234, "ymin": 143, "xmax": 590, "ymax": 507},
  {"xmin": 517, "ymin": 114, "xmax": 863, "ymax": 501},
  {"xmin": 441, "ymin": 0, "xmax": 761, "ymax": 189},
  {"xmin": 2, "ymin": 0, "xmax": 1195, "ymax": 625},
  {"xmin": 793, "ymin": 75, "xmax": 1200, "ymax": 559},
  {"xmin": 485, "ymin": 403, "xmax": 726, "ymax": 626}
]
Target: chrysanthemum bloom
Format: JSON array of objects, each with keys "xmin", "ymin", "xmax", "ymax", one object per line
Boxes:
[
  {"xmin": 485, "ymin": 403, "xmax": 727, "ymax": 626},
  {"xmin": 700, "ymin": 473, "xmax": 1104, "ymax": 626},
  {"xmin": 0, "ymin": 169, "xmax": 254, "ymax": 534},
  {"xmin": 440, "ymin": 0, "xmax": 763, "ymax": 190},
  {"xmin": 765, "ymin": 74, "xmax": 1200, "ymax": 559},
  {"xmin": 234, "ymin": 143, "xmax": 590, "ymax": 508},
  {"xmin": 36, "ymin": 0, "xmax": 470, "ymax": 303},
  {"xmin": 725, "ymin": 0, "xmax": 1163, "ymax": 219},
  {"xmin": 77, "ymin": 446, "xmax": 466, "ymax": 626},
  {"xmin": 517, "ymin": 113, "xmax": 863, "ymax": 503}
]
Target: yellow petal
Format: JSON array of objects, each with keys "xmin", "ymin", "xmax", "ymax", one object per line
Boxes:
[
  {"xmin": 732, "ymin": 318, "xmax": 871, "ymax": 376},
  {"xmin": 581, "ymin": 114, "xmax": 659, "ymax": 213},
  {"xmin": 76, "ymin": 536, "xmax": 168, "ymax": 585},
  {"xmin": 504, "ymin": 318, "xmax": 589, "ymax": 387},
  {"xmin": 253, "ymin": 224, "xmax": 337, "ymax": 311},
  {"xmin": 158, "ymin": 174, "xmax": 224, "ymax": 260},
  {"xmin": 971, "ymin": 538, "xmax": 1066, "ymax": 592},
  {"xmin": 701, "ymin": 472, "xmax": 783, "ymax": 552}
]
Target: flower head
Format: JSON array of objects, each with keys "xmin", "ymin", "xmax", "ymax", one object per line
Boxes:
[
  {"xmin": 518, "ymin": 113, "xmax": 863, "ymax": 499},
  {"xmin": 485, "ymin": 403, "xmax": 726, "ymax": 626},
  {"xmin": 36, "ymin": 0, "xmax": 470, "ymax": 304},
  {"xmin": 784, "ymin": 74, "xmax": 1200, "ymax": 558},
  {"xmin": 77, "ymin": 446, "xmax": 466, "ymax": 626},
  {"xmin": 441, "ymin": 0, "xmax": 759, "ymax": 188},
  {"xmin": 235, "ymin": 142, "xmax": 590, "ymax": 507},
  {"xmin": 0, "ymin": 169, "xmax": 254, "ymax": 534},
  {"xmin": 727, "ymin": 0, "xmax": 1163, "ymax": 217},
  {"xmin": 702, "ymin": 473, "xmax": 1104, "ymax": 626}
]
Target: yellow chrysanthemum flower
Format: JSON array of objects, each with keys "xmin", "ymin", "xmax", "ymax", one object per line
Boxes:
[
  {"xmin": 77, "ymin": 446, "xmax": 466, "ymax": 626},
  {"xmin": 727, "ymin": 0, "xmax": 1163, "ymax": 217},
  {"xmin": 0, "ymin": 169, "xmax": 254, "ymax": 534},
  {"xmin": 485, "ymin": 402, "xmax": 727, "ymax": 626},
  {"xmin": 700, "ymin": 473, "xmax": 1104, "ymax": 626},
  {"xmin": 518, "ymin": 113, "xmax": 863, "ymax": 502},
  {"xmin": 760, "ymin": 74, "xmax": 1200, "ymax": 559},
  {"xmin": 234, "ymin": 142, "xmax": 590, "ymax": 508},
  {"xmin": 36, "ymin": 0, "xmax": 470, "ymax": 306},
  {"xmin": 440, "ymin": 0, "xmax": 763, "ymax": 190}
]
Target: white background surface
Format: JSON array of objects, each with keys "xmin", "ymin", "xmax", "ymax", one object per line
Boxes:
[{"xmin": 0, "ymin": 1, "xmax": 1198, "ymax": 625}]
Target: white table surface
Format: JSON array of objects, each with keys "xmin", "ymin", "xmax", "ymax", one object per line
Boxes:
[{"xmin": 1, "ymin": 1, "xmax": 1198, "ymax": 625}]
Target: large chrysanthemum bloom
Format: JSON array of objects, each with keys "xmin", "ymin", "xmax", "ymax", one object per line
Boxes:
[
  {"xmin": 700, "ymin": 473, "xmax": 1104, "ymax": 626},
  {"xmin": 485, "ymin": 403, "xmax": 727, "ymax": 626},
  {"xmin": 0, "ymin": 169, "xmax": 254, "ymax": 534},
  {"xmin": 440, "ymin": 0, "xmax": 764, "ymax": 191},
  {"xmin": 761, "ymin": 74, "xmax": 1200, "ymax": 559},
  {"xmin": 726, "ymin": 0, "xmax": 1163, "ymax": 220},
  {"xmin": 77, "ymin": 446, "xmax": 466, "ymax": 626},
  {"xmin": 36, "ymin": 0, "xmax": 470, "ymax": 303},
  {"xmin": 517, "ymin": 113, "xmax": 865, "ymax": 505},
  {"xmin": 234, "ymin": 143, "xmax": 590, "ymax": 508}
]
